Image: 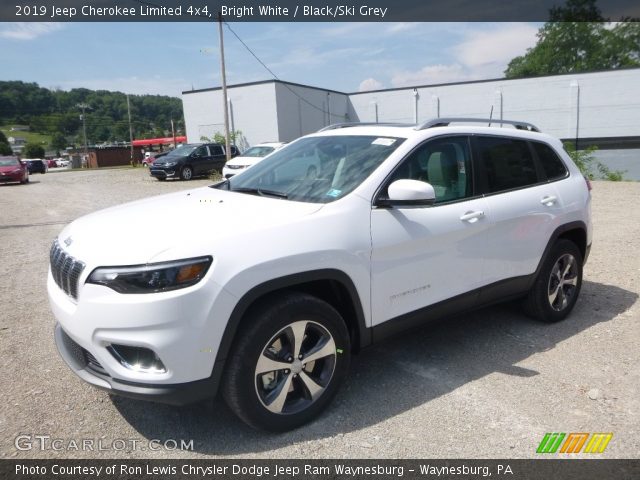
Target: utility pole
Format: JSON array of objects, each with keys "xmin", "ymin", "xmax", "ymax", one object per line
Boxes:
[
  {"xmin": 218, "ymin": 14, "xmax": 231, "ymax": 161},
  {"xmin": 171, "ymin": 118, "xmax": 177, "ymax": 149},
  {"xmin": 127, "ymin": 95, "xmax": 134, "ymax": 165},
  {"xmin": 77, "ymin": 103, "xmax": 90, "ymax": 168}
]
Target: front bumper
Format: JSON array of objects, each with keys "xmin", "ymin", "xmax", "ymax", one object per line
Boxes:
[
  {"xmin": 0, "ymin": 173, "xmax": 22, "ymax": 182},
  {"xmin": 54, "ymin": 323, "xmax": 222, "ymax": 405},
  {"xmin": 149, "ymin": 166, "xmax": 178, "ymax": 179}
]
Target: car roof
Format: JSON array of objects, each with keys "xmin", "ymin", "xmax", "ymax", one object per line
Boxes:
[{"xmin": 310, "ymin": 118, "xmax": 557, "ymax": 144}]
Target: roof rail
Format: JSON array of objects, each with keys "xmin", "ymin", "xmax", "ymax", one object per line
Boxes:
[
  {"xmin": 318, "ymin": 122, "xmax": 412, "ymax": 132},
  {"xmin": 415, "ymin": 118, "xmax": 540, "ymax": 132}
]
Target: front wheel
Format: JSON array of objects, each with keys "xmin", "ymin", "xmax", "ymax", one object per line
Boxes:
[
  {"xmin": 222, "ymin": 293, "xmax": 350, "ymax": 431},
  {"xmin": 523, "ymin": 239, "xmax": 583, "ymax": 322},
  {"xmin": 180, "ymin": 166, "xmax": 193, "ymax": 181}
]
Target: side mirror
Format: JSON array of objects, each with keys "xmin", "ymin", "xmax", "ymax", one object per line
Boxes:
[{"xmin": 378, "ymin": 179, "xmax": 436, "ymax": 207}]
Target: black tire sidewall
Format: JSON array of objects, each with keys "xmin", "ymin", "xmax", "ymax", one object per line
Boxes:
[
  {"xmin": 534, "ymin": 239, "xmax": 583, "ymax": 322},
  {"xmin": 223, "ymin": 293, "xmax": 350, "ymax": 431}
]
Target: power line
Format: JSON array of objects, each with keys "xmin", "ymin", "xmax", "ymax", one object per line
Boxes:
[{"xmin": 222, "ymin": 21, "xmax": 344, "ymax": 119}]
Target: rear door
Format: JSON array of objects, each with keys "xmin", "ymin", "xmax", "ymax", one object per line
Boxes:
[{"xmin": 474, "ymin": 135, "xmax": 565, "ymax": 285}]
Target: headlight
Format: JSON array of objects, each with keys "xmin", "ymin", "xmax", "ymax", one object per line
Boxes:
[
  {"xmin": 87, "ymin": 257, "xmax": 212, "ymax": 294},
  {"xmin": 163, "ymin": 161, "xmax": 177, "ymax": 167}
]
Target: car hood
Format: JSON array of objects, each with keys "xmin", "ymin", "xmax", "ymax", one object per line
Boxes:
[
  {"xmin": 0, "ymin": 165, "xmax": 22, "ymax": 172},
  {"xmin": 57, "ymin": 186, "xmax": 323, "ymax": 266}
]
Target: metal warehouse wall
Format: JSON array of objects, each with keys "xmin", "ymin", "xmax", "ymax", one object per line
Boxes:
[
  {"xmin": 273, "ymin": 83, "xmax": 350, "ymax": 142},
  {"xmin": 182, "ymin": 82, "xmax": 280, "ymax": 150},
  {"xmin": 349, "ymin": 68, "xmax": 640, "ymax": 145}
]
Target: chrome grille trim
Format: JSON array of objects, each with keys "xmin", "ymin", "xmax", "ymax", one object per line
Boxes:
[{"xmin": 50, "ymin": 240, "xmax": 85, "ymax": 300}]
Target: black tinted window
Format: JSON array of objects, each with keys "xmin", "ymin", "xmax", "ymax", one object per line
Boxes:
[
  {"xmin": 209, "ymin": 145, "xmax": 224, "ymax": 156},
  {"xmin": 532, "ymin": 142, "xmax": 568, "ymax": 180},
  {"xmin": 477, "ymin": 136, "xmax": 539, "ymax": 193}
]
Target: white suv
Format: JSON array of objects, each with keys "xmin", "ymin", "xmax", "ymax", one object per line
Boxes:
[{"xmin": 49, "ymin": 119, "xmax": 592, "ymax": 431}]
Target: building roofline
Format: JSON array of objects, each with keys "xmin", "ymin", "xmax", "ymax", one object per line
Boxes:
[
  {"xmin": 348, "ymin": 66, "xmax": 640, "ymax": 96},
  {"xmin": 183, "ymin": 79, "xmax": 347, "ymax": 96}
]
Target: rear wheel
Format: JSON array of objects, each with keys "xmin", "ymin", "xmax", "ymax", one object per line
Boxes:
[
  {"xmin": 181, "ymin": 166, "xmax": 193, "ymax": 181},
  {"xmin": 524, "ymin": 239, "xmax": 583, "ymax": 322},
  {"xmin": 222, "ymin": 293, "xmax": 350, "ymax": 431}
]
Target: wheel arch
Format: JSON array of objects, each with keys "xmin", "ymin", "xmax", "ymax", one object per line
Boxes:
[
  {"xmin": 215, "ymin": 269, "xmax": 370, "ymax": 369},
  {"xmin": 533, "ymin": 221, "xmax": 588, "ymax": 285}
]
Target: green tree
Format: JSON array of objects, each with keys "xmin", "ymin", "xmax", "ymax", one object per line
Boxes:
[
  {"xmin": 505, "ymin": 0, "xmax": 640, "ymax": 78},
  {"xmin": 563, "ymin": 142, "xmax": 625, "ymax": 181},
  {"xmin": 50, "ymin": 132, "xmax": 67, "ymax": 153},
  {"xmin": 22, "ymin": 143, "xmax": 45, "ymax": 158},
  {"xmin": 0, "ymin": 126, "xmax": 12, "ymax": 155},
  {"xmin": 200, "ymin": 130, "xmax": 243, "ymax": 145}
]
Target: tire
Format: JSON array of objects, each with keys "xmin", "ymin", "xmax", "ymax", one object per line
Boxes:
[
  {"xmin": 222, "ymin": 292, "xmax": 351, "ymax": 431},
  {"xmin": 523, "ymin": 239, "xmax": 583, "ymax": 322},
  {"xmin": 180, "ymin": 166, "xmax": 193, "ymax": 181}
]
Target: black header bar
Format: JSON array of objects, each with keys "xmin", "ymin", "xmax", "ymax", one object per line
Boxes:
[{"xmin": 3, "ymin": 0, "xmax": 640, "ymax": 22}]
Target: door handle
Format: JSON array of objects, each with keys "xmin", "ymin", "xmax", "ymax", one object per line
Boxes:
[
  {"xmin": 460, "ymin": 210, "xmax": 485, "ymax": 222},
  {"xmin": 540, "ymin": 195, "xmax": 557, "ymax": 206}
]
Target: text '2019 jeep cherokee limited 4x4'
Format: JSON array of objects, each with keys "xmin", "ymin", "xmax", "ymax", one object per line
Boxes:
[{"xmin": 49, "ymin": 119, "xmax": 592, "ymax": 431}]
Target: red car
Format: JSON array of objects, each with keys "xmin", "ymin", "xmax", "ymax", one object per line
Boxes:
[{"xmin": 0, "ymin": 156, "xmax": 29, "ymax": 184}]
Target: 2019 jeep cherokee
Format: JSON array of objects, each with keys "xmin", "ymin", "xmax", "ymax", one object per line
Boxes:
[{"xmin": 49, "ymin": 119, "xmax": 591, "ymax": 431}]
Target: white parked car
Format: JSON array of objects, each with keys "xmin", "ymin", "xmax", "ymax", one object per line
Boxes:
[
  {"xmin": 49, "ymin": 119, "xmax": 591, "ymax": 431},
  {"xmin": 222, "ymin": 142, "xmax": 286, "ymax": 178}
]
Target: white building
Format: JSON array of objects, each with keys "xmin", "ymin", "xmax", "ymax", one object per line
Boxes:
[{"xmin": 182, "ymin": 68, "xmax": 640, "ymax": 178}]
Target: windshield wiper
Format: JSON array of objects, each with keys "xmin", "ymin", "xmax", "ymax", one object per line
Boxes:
[{"xmin": 231, "ymin": 187, "xmax": 288, "ymax": 199}]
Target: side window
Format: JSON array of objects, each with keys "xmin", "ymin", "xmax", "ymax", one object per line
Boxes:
[
  {"xmin": 209, "ymin": 145, "xmax": 224, "ymax": 156},
  {"xmin": 477, "ymin": 136, "xmax": 539, "ymax": 193},
  {"xmin": 194, "ymin": 145, "xmax": 209, "ymax": 157},
  {"xmin": 388, "ymin": 136, "xmax": 472, "ymax": 203},
  {"xmin": 532, "ymin": 141, "xmax": 568, "ymax": 181}
]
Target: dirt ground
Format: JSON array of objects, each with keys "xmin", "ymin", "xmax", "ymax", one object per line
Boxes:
[{"xmin": 0, "ymin": 168, "xmax": 638, "ymax": 459}]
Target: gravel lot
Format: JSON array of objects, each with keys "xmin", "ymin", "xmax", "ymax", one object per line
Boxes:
[{"xmin": 0, "ymin": 168, "xmax": 638, "ymax": 459}]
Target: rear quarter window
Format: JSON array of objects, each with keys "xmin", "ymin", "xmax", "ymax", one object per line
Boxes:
[{"xmin": 532, "ymin": 142, "xmax": 568, "ymax": 181}]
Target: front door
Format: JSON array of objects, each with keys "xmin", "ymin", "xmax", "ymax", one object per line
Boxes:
[{"xmin": 370, "ymin": 135, "xmax": 489, "ymax": 326}]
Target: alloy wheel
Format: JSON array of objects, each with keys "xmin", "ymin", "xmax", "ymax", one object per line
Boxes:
[
  {"xmin": 254, "ymin": 320, "xmax": 336, "ymax": 415},
  {"xmin": 547, "ymin": 253, "xmax": 578, "ymax": 311}
]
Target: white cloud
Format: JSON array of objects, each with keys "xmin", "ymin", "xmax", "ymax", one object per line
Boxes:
[
  {"xmin": 388, "ymin": 23, "xmax": 539, "ymax": 88},
  {"xmin": 391, "ymin": 64, "xmax": 468, "ymax": 88},
  {"xmin": 0, "ymin": 23, "xmax": 64, "ymax": 40},
  {"xmin": 359, "ymin": 78, "xmax": 384, "ymax": 92},
  {"xmin": 454, "ymin": 23, "xmax": 538, "ymax": 70},
  {"xmin": 385, "ymin": 23, "xmax": 418, "ymax": 34}
]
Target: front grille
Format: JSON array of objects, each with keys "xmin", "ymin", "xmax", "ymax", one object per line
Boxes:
[
  {"xmin": 50, "ymin": 240, "xmax": 85, "ymax": 300},
  {"xmin": 83, "ymin": 349, "xmax": 109, "ymax": 376}
]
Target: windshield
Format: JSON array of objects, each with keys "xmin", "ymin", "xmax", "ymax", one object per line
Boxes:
[
  {"xmin": 241, "ymin": 146, "xmax": 275, "ymax": 158},
  {"xmin": 0, "ymin": 158, "xmax": 20, "ymax": 166},
  {"xmin": 217, "ymin": 135, "xmax": 404, "ymax": 203}
]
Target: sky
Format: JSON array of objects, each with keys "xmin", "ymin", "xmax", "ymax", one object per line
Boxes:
[{"xmin": 0, "ymin": 22, "xmax": 542, "ymax": 97}]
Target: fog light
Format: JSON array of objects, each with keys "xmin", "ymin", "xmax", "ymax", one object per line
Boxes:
[{"xmin": 107, "ymin": 344, "xmax": 166, "ymax": 374}]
